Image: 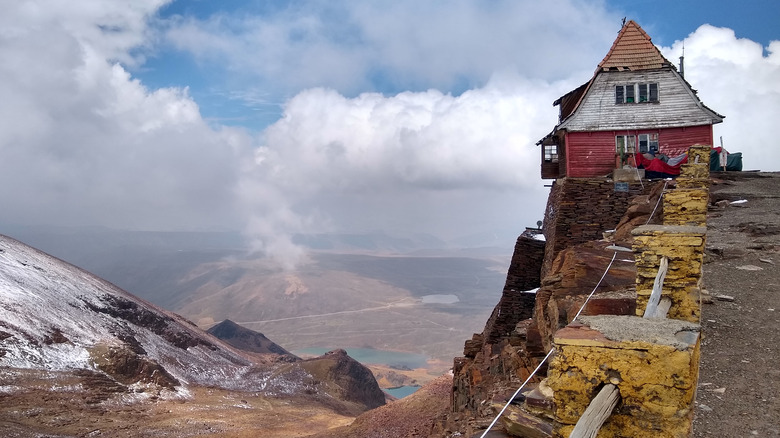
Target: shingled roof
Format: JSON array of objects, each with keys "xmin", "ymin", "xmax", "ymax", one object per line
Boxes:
[{"xmin": 597, "ymin": 20, "xmax": 671, "ymax": 71}]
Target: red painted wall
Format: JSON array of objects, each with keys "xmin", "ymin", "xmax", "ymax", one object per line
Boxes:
[{"xmin": 564, "ymin": 125, "xmax": 714, "ymax": 178}]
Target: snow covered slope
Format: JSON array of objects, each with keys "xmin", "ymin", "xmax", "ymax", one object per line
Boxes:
[{"xmin": 0, "ymin": 234, "xmax": 304, "ymax": 394}]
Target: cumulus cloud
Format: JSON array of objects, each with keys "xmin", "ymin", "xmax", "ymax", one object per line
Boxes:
[
  {"xmin": 2, "ymin": 1, "xmax": 778, "ymax": 270},
  {"xmin": 237, "ymin": 73, "xmax": 569, "ymax": 259},
  {"xmin": 660, "ymin": 25, "xmax": 780, "ymax": 170},
  {"xmin": 0, "ymin": 0, "xmax": 251, "ymax": 231}
]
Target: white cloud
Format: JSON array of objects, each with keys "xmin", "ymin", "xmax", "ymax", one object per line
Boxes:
[
  {"xmin": 2, "ymin": 1, "xmax": 778, "ymax": 270},
  {"xmin": 162, "ymin": 0, "xmax": 617, "ymax": 95},
  {"xmin": 661, "ymin": 25, "xmax": 780, "ymax": 171},
  {"xmin": 0, "ymin": 0, "xmax": 251, "ymax": 231},
  {"xmin": 235, "ymin": 72, "xmax": 568, "ymax": 261}
]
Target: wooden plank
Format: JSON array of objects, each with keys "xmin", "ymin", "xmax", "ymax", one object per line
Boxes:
[
  {"xmin": 643, "ymin": 256, "xmax": 668, "ymax": 318},
  {"xmin": 570, "ymin": 384, "xmax": 621, "ymax": 438}
]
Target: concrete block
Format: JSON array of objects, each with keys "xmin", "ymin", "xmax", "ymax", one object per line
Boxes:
[{"xmin": 613, "ymin": 168, "xmax": 645, "ymax": 182}]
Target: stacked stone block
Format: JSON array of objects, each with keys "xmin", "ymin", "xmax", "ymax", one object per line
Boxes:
[
  {"xmin": 548, "ymin": 316, "xmax": 701, "ymax": 438},
  {"xmin": 632, "ymin": 225, "xmax": 706, "ymax": 322}
]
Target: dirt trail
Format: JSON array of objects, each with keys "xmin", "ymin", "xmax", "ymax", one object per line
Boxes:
[{"xmin": 694, "ymin": 172, "xmax": 780, "ymax": 437}]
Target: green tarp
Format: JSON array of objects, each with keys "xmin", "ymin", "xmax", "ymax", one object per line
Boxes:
[{"xmin": 710, "ymin": 150, "xmax": 743, "ymax": 171}]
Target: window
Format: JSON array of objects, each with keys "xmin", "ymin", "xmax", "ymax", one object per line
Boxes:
[
  {"xmin": 544, "ymin": 144, "xmax": 558, "ymax": 163},
  {"xmin": 638, "ymin": 83, "xmax": 659, "ymax": 102},
  {"xmin": 616, "ymin": 83, "xmax": 658, "ymax": 104},
  {"xmin": 615, "ymin": 135, "xmax": 636, "ymax": 154},
  {"xmin": 625, "ymin": 85, "xmax": 635, "ymax": 103},
  {"xmin": 638, "ymin": 133, "xmax": 659, "ymax": 154}
]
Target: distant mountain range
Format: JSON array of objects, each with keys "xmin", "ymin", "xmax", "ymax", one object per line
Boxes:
[{"xmin": 0, "ymin": 226, "xmax": 510, "ymax": 367}]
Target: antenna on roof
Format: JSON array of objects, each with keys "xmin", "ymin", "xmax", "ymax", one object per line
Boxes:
[
  {"xmin": 679, "ymin": 41, "xmax": 685, "ymax": 78},
  {"xmin": 621, "ymin": 17, "xmax": 626, "ymax": 27}
]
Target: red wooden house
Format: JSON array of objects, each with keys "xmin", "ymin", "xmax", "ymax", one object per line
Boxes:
[{"xmin": 538, "ymin": 20, "xmax": 724, "ymax": 179}]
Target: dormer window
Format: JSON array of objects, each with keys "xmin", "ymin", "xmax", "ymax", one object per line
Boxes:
[{"xmin": 616, "ymin": 83, "xmax": 658, "ymax": 104}]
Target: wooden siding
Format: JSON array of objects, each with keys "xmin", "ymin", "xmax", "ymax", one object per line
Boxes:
[
  {"xmin": 559, "ymin": 69, "xmax": 722, "ymax": 132},
  {"xmin": 565, "ymin": 131, "xmax": 617, "ymax": 177},
  {"xmin": 564, "ymin": 125, "xmax": 713, "ymax": 178},
  {"xmin": 656, "ymin": 125, "xmax": 714, "ymax": 157}
]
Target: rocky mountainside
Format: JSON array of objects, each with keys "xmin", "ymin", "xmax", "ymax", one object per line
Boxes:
[
  {"xmin": 0, "ymin": 234, "xmax": 300, "ymax": 393},
  {"xmin": 207, "ymin": 321, "xmax": 387, "ymax": 413},
  {"xmin": 0, "ymin": 234, "xmax": 384, "ymax": 436},
  {"xmin": 207, "ymin": 318, "xmax": 298, "ymax": 359}
]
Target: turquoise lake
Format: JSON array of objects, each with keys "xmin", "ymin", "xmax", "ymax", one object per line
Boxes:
[{"xmin": 384, "ymin": 385, "xmax": 421, "ymax": 398}]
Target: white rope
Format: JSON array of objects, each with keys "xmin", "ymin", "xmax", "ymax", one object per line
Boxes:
[
  {"xmin": 479, "ymin": 347, "xmax": 556, "ymax": 438},
  {"xmin": 479, "ymin": 250, "xmax": 618, "ymax": 436},
  {"xmin": 645, "ymin": 180, "xmax": 668, "ymax": 225},
  {"xmin": 572, "ymin": 251, "xmax": 618, "ymax": 322},
  {"xmin": 632, "ymin": 155, "xmax": 645, "ymax": 190}
]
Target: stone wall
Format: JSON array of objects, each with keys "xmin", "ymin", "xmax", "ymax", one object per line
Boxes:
[
  {"xmin": 450, "ymin": 234, "xmax": 543, "ymax": 423},
  {"xmin": 482, "ymin": 234, "xmax": 545, "ymax": 344},
  {"xmin": 447, "ymin": 149, "xmax": 710, "ymax": 436},
  {"xmin": 549, "ymin": 317, "xmax": 701, "ymax": 437},
  {"xmin": 546, "ymin": 144, "xmax": 712, "ymax": 437},
  {"xmin": 542, "ymin": 178, "xmax": 652, "ymax": 278}
]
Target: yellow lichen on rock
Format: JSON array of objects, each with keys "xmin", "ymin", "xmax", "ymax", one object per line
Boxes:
[
  {"xmin": 663, "ymin": 189, "xmax": 709, "ymax": 226},
  {"xmin": 631, "ymin": 225, "xmax": 706, "ymax": 322},
  {"xmin": 548, "ymin": 317, "xmax": 700, "ymax": 437}
]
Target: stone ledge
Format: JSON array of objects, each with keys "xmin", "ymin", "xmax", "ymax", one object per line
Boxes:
[
  {"xmin": 631, "ymin": 224, "xmax": 707, "ymax": 236},
  {"xmin": 554, "ymin": 316, "xmax": 700, "ymax": 351}
]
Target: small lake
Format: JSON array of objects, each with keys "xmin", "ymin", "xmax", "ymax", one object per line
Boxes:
[
  {"xmin": 421, "ymin": 294, "xmax": 459, "ymax": 304},
  {"xmin": 293, "ymin": 347, "xmax": 429, "ymax": 370},
  {"xmin": 384, "ymin": 385, "xmax": 421, "ymax": 399}
]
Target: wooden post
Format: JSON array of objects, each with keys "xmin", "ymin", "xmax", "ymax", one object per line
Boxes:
[
  {"xmin": 643, "ymin": 256, "xmax": 669, "ymax": 319},
  {"xmin": 569, "ymin": 383, "xmax": 621, "ymax": 438}
]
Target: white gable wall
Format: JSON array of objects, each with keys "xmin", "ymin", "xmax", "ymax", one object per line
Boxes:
[{"xmin": 558, "ymin": 69, "xmax": 722, "ymax": 132}]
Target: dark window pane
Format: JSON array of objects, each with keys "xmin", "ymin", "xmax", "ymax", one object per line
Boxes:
[
  {"xmin": 649, "ymin": 83, "xmax": 658, "ymax": 101},
  {"xmin": 638, "ymin": 134, "xmax": 649, "ymax": 153},
  {"xmin": 638, "ymin": 84, "xmax": 647, "ymax": 102},
  {"xmin": 616, "ymin": 86, "xmax": 624, "ymax": 104}
]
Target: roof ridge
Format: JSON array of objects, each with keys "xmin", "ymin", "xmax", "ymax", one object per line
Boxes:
[{"xmin": 597, "ymin": 19, "xmax": 670, "ymax": 71}]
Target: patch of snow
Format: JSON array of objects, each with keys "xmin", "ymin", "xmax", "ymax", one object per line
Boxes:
[{"xmin": 0, "ymin": 235, "xmax": 309, "ymax": 394}]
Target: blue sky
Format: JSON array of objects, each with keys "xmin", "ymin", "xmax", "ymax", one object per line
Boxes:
[
  {"xmin": 1, "ymin": 0, "xmax": 779, "ymax": 266},
  {"xmin": 134, "ymin": 0, "xmax": 780, "ymax": 131}
]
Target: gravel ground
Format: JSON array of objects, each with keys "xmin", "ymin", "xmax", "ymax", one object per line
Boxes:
[{"xmin": 694, "ymin": 172, "xmax": 780, "ymax": 437}]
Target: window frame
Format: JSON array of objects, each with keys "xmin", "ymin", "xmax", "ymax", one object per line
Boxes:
[
  {"xmin": 616, "ymin": 83, "xmax": 659, "ymax": 104},
  {"xmin": 615, "ymin": 135, "xmax": 636, "ymax": 154},
  {"xmin": 638, "ymin": 133, "xmax": 659, "ymax": 154},
  {"xmin": 544, "ymin": 144, "xmax": 559, "ymax": 163}
]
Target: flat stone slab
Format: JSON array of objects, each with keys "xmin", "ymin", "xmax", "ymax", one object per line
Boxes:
[
  {"xmin": 632, "ymin": 224, "xmax": 707, "ymax": 235},
  {"xmin": 555, "ymin": 315, "xmax": 700, "ymax": 351}
]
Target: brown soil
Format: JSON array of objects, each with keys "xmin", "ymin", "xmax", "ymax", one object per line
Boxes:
[
  {"xmin": 0, "ymin": 369, "xmax": 353, "ymax": 437},
  {"xmin": 694, "ymin": 172, "xmax": 780, "ymax": 437},
  {"xmin": 308, "ymin": 374, "xmax": 453, "ymax": 438}
]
